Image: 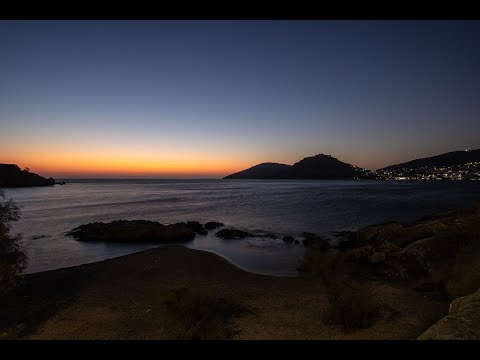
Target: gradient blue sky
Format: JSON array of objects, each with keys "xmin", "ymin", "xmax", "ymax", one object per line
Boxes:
[{"xmin": 1, "ymin": 20, "xmax": 479, "ymax": 178}]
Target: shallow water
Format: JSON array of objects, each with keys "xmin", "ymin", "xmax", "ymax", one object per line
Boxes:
[{"xmin": 5, "ymin": 179, "xmax": 480, "ymax": 276}]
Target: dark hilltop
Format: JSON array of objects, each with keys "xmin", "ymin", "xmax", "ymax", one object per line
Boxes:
[
  {"xmin": 224, "ymin": 154, "xmax": 374, "ymax": 180},
  {"xmin": 0, "ymin": 164, "xmax": 55, "ymax": 187}
]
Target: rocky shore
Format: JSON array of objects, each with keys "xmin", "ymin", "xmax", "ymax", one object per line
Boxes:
[{"xmin": 1, "ymin": 204, "xmax": 479, "ymax": 339}]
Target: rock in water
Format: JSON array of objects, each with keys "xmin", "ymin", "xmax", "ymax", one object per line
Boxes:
[
  {"xmin": 67, "ymin": 220, "xmax": 196, "ymax": 243},
  {"xmin": 418, "ymin": 289, "xmax": 480, "ymax": 340},
  {"xmin": 215, "ymin": 228, "xmax": 252, "ymax": 239},
  {"xmin": 205, "ymin": 221, "xmax": 224, "ymax": 230},
  {"xmin": 282, "ymin": 236, "xmax": 294, "ymax": 243},
  {"xmin": 185, "ymin": 221, "xmax": 208, "ymax": 235}
]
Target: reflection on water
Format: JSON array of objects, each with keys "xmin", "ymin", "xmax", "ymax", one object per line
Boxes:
[{"xmin": 5, "ymin": 179, "xmax": 480, "ymax": 276}]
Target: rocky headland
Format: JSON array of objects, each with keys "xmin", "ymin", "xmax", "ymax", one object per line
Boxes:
[{"xmin": 0, "ymin": 164, "xmax": 55, "ymax": 187}]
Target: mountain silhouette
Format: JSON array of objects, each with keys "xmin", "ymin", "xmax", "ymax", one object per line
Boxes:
[
  {"xmin": 0, "ymin": 164, "xmax": 55, "ymax": 187},
  {"xmin": 224, "ymin": 154, "xmax": 374, "ymax": 180},
  {"xmin": 379, "ymin": 149, "xmax": 480, "ymax": 171},
  {"xmin": 224, "ymin": 163, "xmax": 290, "ymax": 179}
]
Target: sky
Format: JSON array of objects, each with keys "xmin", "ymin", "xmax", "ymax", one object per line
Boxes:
[{"xmin": 1, "ymin": 20, "xmax": 480, "ymax": 178}]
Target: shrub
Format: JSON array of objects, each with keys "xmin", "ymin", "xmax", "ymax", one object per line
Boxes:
[
  {"xmin": 300, "ymin": 243, "xmax": 376, "ymax": 332},
  {"xmin": 299, "ymin": 241, "xmax": 340, "ymax": 281},
  {"xmin": 161, "ymin": 287, "xmax": 245, "ymax": 340},
  {"xmin": 324, "ymin": 282, "xmax": 376, "ymax": 332},
  {"xmin": 0, "ymin": 189, "xmax": 27, "ymax": 296}
]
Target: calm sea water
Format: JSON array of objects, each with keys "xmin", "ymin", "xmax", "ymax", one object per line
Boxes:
[{"xmin": 5, "ymin": 179, "xmax": 480, "ymax": 276}]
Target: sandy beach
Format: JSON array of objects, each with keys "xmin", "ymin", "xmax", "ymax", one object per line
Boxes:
[{"xmin": 0, "ymin": 245, "xmax": 448, "ymax": 340}]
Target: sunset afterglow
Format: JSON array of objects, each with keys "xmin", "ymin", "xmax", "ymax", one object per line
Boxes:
[{"xmin": 1, "ymin": 20, "xmax": 480, "ymax": 178}]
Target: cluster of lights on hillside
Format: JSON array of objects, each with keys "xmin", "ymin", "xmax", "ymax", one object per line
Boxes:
[{"xmin": 375, "ymin": 161, "xmax": 480, "ymax": 181}]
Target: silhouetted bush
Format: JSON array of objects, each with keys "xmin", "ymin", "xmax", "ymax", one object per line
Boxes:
[
  {"xmin": 161, "ymin": 287, "xmax": 246, "ymax": 339},
  {"xmin": 300, "ymin": 243, "xmax": 376, "ymax": 332},
  {"xmin": 299, "ymin": 242, "xmax": 340, "ymax": 282},
  {"xmin": 0, "ymin": 189, "xmax": 27, "ymax": 296},
  {"xmin": 324, "ymin": 282, "xmax": 376, "ymax": 332}
]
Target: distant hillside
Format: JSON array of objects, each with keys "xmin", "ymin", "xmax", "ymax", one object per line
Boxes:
[
  {"xmin": 280, "ymin": 154, "xmax": 374, "ymax": 179},
  {"xmin": 224, "ymin": 154, "xmax": 374, "ymax": 180},
  {"xmin": 224, "ymin": 163, "xmax": 290, "ymax": 179},
  {"xmin": 379, "ymin": 149, "xmax": 480, "ymax": 171},
  {"xmin": 0, "ymin": 164, "xmax": 55, "ymax": 187}
]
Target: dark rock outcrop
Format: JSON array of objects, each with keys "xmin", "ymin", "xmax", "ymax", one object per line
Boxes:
[
  {"xmin": 205, "ymin": 221, "xmax": 224, "ymax": 230},
  {"xmin": 215, "ymin": 228, "xmax": 253, "ymax": 239},
  {"xmin": 418, "ymin": 288, "xmax": 480, "ymax": 340},
  {"xmin": 0, "ymin": 164, "xmax": 55, "ymax": 187},
  {"xmin": 67, "ymin": 220, "xmax": 196, "ymax": 243},
  {"xmin": 185, "ymin": 221, "xmax": 207, "ymax": 235},
  {"xmin": 282, "ymin": 236, "xmax": 294, "ymax": 243},
  {"xmin": 338, "ymin": 206, "xmax": 480, "ymax": 286}
]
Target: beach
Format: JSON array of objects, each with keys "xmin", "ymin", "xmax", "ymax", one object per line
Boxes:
[{"xmin": 0, "ymin": 245, "xmax": 448, "ymax": 340}]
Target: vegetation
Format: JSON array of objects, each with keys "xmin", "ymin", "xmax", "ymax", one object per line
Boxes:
[
  {"xmin": 300, "ymin": 244, "xmax": 376, "ymax": 332},
  {"xmin": 0, "ymin": 189, "xmax": 27, "ymax": 296},
  {"xmin": 323, "ymin": 282, "xmax": 376, "ymax": 332},
  {"xmin": 161, "ymin": 287, "xmax": 246, "ymax": 340},
  {"xmin": 446, "ymin": 250, "xmax": 480, "ymax": 300},
  {"xmin": 299, "ymin": 239, "xmax": 339, "ymax": 279}
]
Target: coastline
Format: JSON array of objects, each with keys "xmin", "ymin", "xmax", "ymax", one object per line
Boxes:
[{"xmin": 0, "ymin": 245, "xmax": 448, "ymax": 340}]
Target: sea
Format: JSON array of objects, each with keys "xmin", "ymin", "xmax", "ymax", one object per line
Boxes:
[{"xmin": 4, "ymin": 179, "xmax": 480, "ymax": 276}]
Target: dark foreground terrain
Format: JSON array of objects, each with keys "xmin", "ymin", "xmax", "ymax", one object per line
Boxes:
[{"xmin": 1, "ymin": 205, "xmax": 480, "ymax": 339}]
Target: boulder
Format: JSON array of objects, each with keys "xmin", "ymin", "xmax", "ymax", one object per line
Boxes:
[
  {"xmin": 375, "ymin": 240, "xmax": 401, "ymax": 255},
  {"xmin": 341, "ymin": 218, "xmax": 451, "ymax": 252},
  {"xmin": 345, "ymin": 246, "xmax": 386, "ymax": 264},
  {"xmin": 418, "ymin": 289, "xmax": 480, "ymax": 340},
  {"xmin": 342, "ymin": 222, "xmax": 406, "ymax": 250},
  {"xmin": 382, "ymin": 227, "xmax": 468, "ymax": 281},
  {"xmin": 345, "ymin": 245, "xmax": 375, "ymax": 262},
  {"xmin": 185, "ymin": 221, "xmax": 208, "ymax": 235},
  {"xmin": 205, "ymin": 221, "xmax": 224, "ymax": 230},
  {"xmin": 282, "ymin": 236, "xmax": 294, "ymax": 243}
]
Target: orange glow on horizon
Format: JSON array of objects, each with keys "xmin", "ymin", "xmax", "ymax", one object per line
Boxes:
[
  {"xmin": 2, "ymin": 137, "xmax": 396, "ymax": 178},
  {"xmin": 2, "ymin": 148, "xmax": 258, "ymax": 178}
]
